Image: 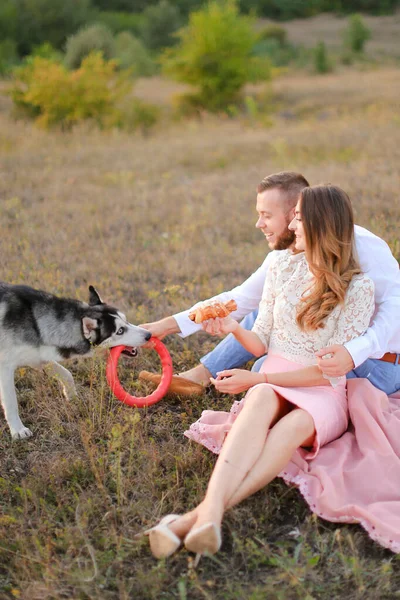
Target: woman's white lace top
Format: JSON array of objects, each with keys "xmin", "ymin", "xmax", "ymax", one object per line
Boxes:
[{"xmin": 252, "ymin": 250, "xmax": 375, "ymax": 368}]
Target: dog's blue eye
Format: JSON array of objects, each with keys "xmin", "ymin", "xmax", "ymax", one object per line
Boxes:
[{"xmin": 117, "ymin": 327, "xmax": 125, "ymax": 335}]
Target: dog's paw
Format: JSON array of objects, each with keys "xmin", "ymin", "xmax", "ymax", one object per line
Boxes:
[
  {"xmin": 11, "ymin": 426, "xmax": 33, "ymax": 440},
  {"xmin": 61, "ymin": 383, "xmax": 77, "ymax": 401}
]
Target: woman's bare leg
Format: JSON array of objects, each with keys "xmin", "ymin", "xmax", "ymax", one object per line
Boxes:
[
  {"xmin": 226, "ymin": 408, "xmax": 315, "ymax": 508},
  {"xmin": 170, "ymin": 407, "xmax": 315, "ymax": 539},
  {"xmin": 169, "ymin": 386, "xmax": 289, "ymax": 538}
]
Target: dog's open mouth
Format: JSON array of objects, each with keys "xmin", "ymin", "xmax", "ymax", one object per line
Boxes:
[{"xmin": 121, "ymin": 347, "xmax": 138, "ymax": 358}]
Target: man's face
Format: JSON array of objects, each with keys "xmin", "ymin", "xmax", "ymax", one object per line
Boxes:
[{"xmin": 255, "ymin": 188, "xmax": 295, "ymax": 250}]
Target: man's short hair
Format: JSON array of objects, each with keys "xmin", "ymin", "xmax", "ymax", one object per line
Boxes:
[{"xmin": 257, "ymin": 171, "xmax": 310, "ymax": 211}]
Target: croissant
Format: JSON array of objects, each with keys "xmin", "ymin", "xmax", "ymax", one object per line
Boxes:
[{"xmin": 188, "ymin": 299, "xmax": 237, "ymax": 324}]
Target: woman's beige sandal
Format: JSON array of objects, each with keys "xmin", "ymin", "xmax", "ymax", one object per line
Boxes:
[
  {"xmin": 184, "ymin": 522, "xmax": 222, "ymax": 556},
  {"xmin": 143, "ymin": 514, "xmax": 182, "ymax": 559}
]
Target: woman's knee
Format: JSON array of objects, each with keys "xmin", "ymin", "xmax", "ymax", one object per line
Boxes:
[
  {"xmin": 245, "ymin": 385, "xmax": 278, "ymax": 408},
  {"xmin": 244, "ymin": 386, "xmax": 288, "ymax": 419},
  {"xmin": 280, "ymin": 408, "xmax": 315, "ymax": 438}
]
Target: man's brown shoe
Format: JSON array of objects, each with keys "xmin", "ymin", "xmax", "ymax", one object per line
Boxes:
[{"xmin": 139, "ymin": 371, "xmax": 205, "ymax": 397}]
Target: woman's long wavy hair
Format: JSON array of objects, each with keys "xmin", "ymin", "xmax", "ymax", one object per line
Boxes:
[{"xmin": 296, "ymin": 184, "xmax": 361, "ymax": 331}]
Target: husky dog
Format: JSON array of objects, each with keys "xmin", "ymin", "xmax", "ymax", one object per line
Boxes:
[{"xmin": 0, "ymin": 283, "xmax": 151, "ymax": 440}]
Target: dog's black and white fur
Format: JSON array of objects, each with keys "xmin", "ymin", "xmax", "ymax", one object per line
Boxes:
[{"xmin": 0, "ymin": 283, "xmax": 151, "ymax": 440}]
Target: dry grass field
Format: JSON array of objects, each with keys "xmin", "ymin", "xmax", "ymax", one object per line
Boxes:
[{"xmin": 0, "ymin": 59, "xmax": 400, "ymax": 599}]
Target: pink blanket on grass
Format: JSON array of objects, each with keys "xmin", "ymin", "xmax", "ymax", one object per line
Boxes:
[
  {"xmin": 279, "ymin": 380, "xmax": 400, "ymax": 553},
  {"xmin": 184, "ymin": 379, "xmax": 400, "ymax": 553}
]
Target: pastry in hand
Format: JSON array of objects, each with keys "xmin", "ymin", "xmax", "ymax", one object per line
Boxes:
[{"xmin": 188, "ymin": 299, "xmax": 237, "ymax": 324}]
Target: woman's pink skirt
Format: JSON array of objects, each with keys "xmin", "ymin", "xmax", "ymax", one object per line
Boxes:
[
  {"xmin": 185, "ymin": 354, "xmax": 348, "ymax": 458},
  {"xmin": 184, "ymin": 354, "xmax": 400, "ymax": 553}
]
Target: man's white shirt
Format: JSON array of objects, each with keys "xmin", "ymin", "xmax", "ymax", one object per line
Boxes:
[{"xmin": 174, "ymin": 225, "xmax": 400, "ymax": 368}]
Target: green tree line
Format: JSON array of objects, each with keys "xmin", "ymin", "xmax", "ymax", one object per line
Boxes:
[
  {"xmin": 5, "ymin": 0, "xmax": 377, "ymax": 129},
  {"xmin": 81, "ymin": 0, "xmax": 400, "ymax": 17},
  {"xmin": 0, "ymin": 0, "xmax": 398, "ymax": 60}
]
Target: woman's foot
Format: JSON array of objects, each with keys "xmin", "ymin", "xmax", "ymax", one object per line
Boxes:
[
  {"xmin": 167, "ymin": 510, "xmax": 199, "ymax": 539},
  {"xmin": 184, "ymin": 522, "xmax": 222, "ymax": 555},
  {"xmin": 144, "ymin": 514, "xmax": 182, "ymax": 559},
  {"xmin": 184, "ymin": 502, "xmax": 224, "ymax": 556}
]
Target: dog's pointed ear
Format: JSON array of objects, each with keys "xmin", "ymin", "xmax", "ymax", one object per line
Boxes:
[
  {"xmin": 88, "ymin": 285, "xmax": 103, "ymax": 306},
  {"xmin": 82, "ymin": 316, "xmax": 98, "ymax": 340}
]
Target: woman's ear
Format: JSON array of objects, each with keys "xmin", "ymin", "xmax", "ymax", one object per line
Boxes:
[{"xmin": 88, "ymin": 285, "xmax": 103, "ymax": 306}]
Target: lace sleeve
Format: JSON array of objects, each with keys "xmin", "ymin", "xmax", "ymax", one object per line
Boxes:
[
  {"xmin": 328, "ymin": 275, "xmax": 375, "ymax": 347},
  {"xmin": 251, "ymin": 254, "xmax": 280, "ymax": 350}
]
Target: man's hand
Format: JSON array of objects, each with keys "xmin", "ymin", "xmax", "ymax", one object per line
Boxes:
[
  {"xmin": 210, "ymin": 369, "xmax": 265, "ymax": 394},
  {"xmin": 202, "ymin": 316, "xmax": 239, "ymax": 336},
  {"xmin": 139, "ymin": 316, "xmax": 180, "ymax": 342},
  {"xmin": 315, "ymin": 344, "xmax": 355, "ymax": 377}
]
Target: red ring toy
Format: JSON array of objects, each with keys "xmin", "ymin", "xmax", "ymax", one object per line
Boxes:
[{"xmin": 106, "ymin": 337, "xmax": 173, "ymax": 407}]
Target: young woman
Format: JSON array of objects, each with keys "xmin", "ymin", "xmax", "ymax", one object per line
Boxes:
[{"xmin": 145, "ymin": 184, "xmax": 375, "ymax": 559}]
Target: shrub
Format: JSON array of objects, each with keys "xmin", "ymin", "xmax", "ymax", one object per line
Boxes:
[
  {"xmin": 343, "ymin": 14, "xmax": 371, "ymax": 53},
  {"xmin": 168, "ymin": 0, "xmax": 203, "ymax": 16},
  {"xmin": 91, "ymin": 0, "xmax": 149, "ymax": 9},
  {"xmin": 115, "ymin": 31, "xmax": 157, "ymax": 76},
  {"xmin": 29, "ymin": 42, "xmax": 63, "ymax": 62},
  {"xmin": 331, "ymin": 0, "xmax": 398, "ymax": 15},
  {"xmin": 0, "ymin": 1, "xmax": 17, "ymax": 44},
  {"xmin": 0, "ymin": 39, "xmax": 19, "ymax": 75},
  {"xmin": 65, "ymin": 23, "xmax": 116, "ymax": 70},
  {"xmin": 162, "ymin": 0, "xmax": 271, "ymax": 112},
  {"xmin": 254, "ymin": 38, "xmax": 297, "ymax": 67},
  {"xmin": 140, "ymin": 0, "xmax": 182, "ymax": 50},
  {"xmin": 253, "ymin": 24, "xmax": 296, "ymax": 67},
  {"xmin": 239, "ymin": 0, "xmax": 326, "ymax": 19},
  {"xmin": 13, "ymin": 0, "xmax": 93, "ymax": 56},
  {"xmin": 95, "ymin": 11, "xmax": 144, "ymax": 37},
  {"xmin": 10, "ymin": 52, "xmax": 131, "ymax": 129},
  {"xmin": 258, "ymin": 24, "xmax": 287, "ymax": 46},
  {"xmin": 117, "ymin": 98, "xmax": 160, "ymax": 133},
  {"xmin": 240, "ymin": 0, "xmax": 398, "ymax": 19},
  {"xmin": 314, "ymin": 41, "xmax": 332, "ymax": 73}
]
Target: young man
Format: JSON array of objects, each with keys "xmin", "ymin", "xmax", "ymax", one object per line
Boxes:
[{"xmin": 140, "ymin": 172, "xmax": 400, "ymax": 396}]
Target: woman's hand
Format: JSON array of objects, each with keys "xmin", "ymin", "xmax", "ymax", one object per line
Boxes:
[
  {"xmin": 201, "ymin": 316, "xmax": 239, "ymax": 336},
  {"xmin": 210, "ymin": 369, "xmax": 266, "ymax": 394}
]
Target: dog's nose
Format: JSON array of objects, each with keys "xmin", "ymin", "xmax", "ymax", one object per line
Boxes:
[{"xmin": 145, "ymin": 331, "xmax": 151, "ymax": 341}]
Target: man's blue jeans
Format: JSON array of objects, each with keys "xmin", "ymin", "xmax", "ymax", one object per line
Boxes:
[{"xmin": 200, "ymin": 309, "xmax": 400, "ymax": 395}]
